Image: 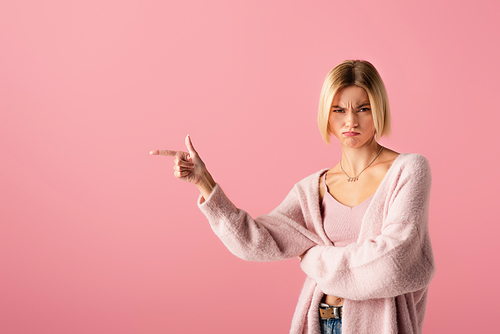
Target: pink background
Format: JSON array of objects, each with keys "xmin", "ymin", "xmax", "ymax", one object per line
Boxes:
[{"xmin": 1, "ymin": 0, "xmax": 499, "ymax": 333}]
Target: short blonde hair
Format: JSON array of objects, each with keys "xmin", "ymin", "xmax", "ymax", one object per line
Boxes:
[{"xmin": 318, "ymin": 60, "xmax": 391, "ymax": 144}]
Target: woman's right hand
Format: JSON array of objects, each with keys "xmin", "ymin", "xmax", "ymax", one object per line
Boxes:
[{"xmin": 150, "ymin": 135, "xmax": 216, "ymax": 200}]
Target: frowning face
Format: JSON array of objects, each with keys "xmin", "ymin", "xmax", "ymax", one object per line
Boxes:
[{"xmin": 328, "ymin": 85, "xmax": 376, "ymax": 149}]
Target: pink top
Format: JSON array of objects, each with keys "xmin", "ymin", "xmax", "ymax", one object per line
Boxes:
[{"xmin": 321, "ymin": 173, "xmax": 372, "ymax": 247}]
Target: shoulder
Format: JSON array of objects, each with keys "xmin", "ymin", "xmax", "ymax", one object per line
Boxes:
[
  {"xmin": 395, "ymin": 153, "xmax": 430, "ymax": 173},
  {"xmin": 280, "ymin": 169, "xmax": 328, "ymax": 204},
  {"xmin": 389, "ymin": 153, "xmax": 431, "ymax": 186},
  {"xmin": 269, "ymin": 170, "xmax": 327, "ymax": 215},
  {"xmin": 398, "ymin": 153, "xmax": 429, "ymax": 165},
  {"xmin": 294, "ymin": 169, "xmax": 329, "ymax": 191}
]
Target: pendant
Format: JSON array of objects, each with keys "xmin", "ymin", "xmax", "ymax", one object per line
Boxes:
[{"xmin": 347, "ymin": 176, "xmax": 358, "ymax": 182}]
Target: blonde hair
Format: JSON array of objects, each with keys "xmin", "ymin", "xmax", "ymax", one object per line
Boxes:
[{"xmin": 318, "ymin": 60, "xmax": 391, "ymax": 144}]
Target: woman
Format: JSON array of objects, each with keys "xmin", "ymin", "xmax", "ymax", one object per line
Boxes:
[{"xmin": 150, "ymin": 60, "xmax": 435, "ymax": 334}]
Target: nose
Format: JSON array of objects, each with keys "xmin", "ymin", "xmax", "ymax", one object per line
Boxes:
[{"xmin": 345, "ymin": 111, "xmax": 358, "ymax": 128}]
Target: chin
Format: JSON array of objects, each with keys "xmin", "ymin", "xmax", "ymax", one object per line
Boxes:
[{"xmin": 343, "ymin": 138, "xmax": 361, "ymax": 148}]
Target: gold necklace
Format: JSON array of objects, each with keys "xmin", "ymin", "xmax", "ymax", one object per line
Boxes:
[{"xmin": 339, "ymin": 146, "xmax": 384, "ymax": 182}]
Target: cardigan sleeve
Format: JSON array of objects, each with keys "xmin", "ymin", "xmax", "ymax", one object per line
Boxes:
[
  {"xmin": 198, "ymin": 182, "xmax": 321, "ymax": 262},
  {"xmin": 299, "ymin": 155, "xmax": 435, "ymax": 300}
]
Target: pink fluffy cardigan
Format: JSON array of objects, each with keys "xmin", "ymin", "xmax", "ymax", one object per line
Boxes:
[{"xmin": 198, "ymin": 153, "xmax": 435, "ymax": 334}]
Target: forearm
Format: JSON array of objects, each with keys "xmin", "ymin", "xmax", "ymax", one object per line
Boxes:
[
  {"xmin": 198, "ymin": 184, "xmax": 322, "ymax": 262},
  {"xmin": 300, "ymin": 229, "xmax": 435, "ymax": 300}
]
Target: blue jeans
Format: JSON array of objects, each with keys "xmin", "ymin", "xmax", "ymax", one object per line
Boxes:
[{"xmin": 320, "ymin": 317, "xmax": 342, "ymax": 334}]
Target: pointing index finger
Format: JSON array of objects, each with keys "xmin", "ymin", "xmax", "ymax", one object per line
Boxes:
[{"xmin": 150, "ymin": 149, "xmax": 179, "ymax": 157}]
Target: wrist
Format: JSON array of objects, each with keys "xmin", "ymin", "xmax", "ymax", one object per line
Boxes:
[{"xmin": 196, "ymin": 171, "xmax": 216, "ymax": 200}]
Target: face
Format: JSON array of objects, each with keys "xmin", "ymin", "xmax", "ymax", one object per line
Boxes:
[{"xmin": 328, "ymin": 86, "xmax": 376, "ymax": 149}]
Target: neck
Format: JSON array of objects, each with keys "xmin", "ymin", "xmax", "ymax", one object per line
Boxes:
[{"xmin": 340, "ymin": 140, "xmax": 382, "ymax": 176}]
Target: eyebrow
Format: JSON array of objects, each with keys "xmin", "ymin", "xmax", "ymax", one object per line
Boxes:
[{"xmin": 331, "ymin": 102, "xmax": 371, "ymax": 109}]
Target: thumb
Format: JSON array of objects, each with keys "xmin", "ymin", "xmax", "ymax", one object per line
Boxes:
[{"xmin": 185, "ymin": 134, "xmax": 197, "ymax": 156}]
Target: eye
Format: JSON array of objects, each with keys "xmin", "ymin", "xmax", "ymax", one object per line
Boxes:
[
  {"xmin": 359, "ymin": 107, "xmax": 370, "ymax": 112},
  {"xmin": 331, "ymin": 108, "xmax": 344, "ymax": 113}
]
